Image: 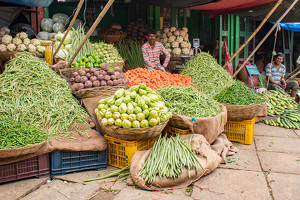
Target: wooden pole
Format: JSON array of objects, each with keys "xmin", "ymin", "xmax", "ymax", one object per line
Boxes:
[
  {"xmin": 222, "ymin": 0, "xmax": 283, "ymax": 69},
  {"xmin": 67, "ymin": 0, "xmax": 115, "ymax": 67},
  {"xmin": 232, "ymin": 0, "xmax": 299, "ymax": 79},
  {"xmin": 53, "ymin": 0, "xmax": 85, "ymax": 58},
  {"xmin": 286, "ymin": 65, "xmax": 300, "ymax": 79},
  {"xmin": 286, "ymin": 69, "xmax": 300, "ymax": 81}
]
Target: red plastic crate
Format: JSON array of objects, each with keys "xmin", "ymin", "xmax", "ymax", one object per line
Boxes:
[{"xmin": 0, "ymin": 154, "xmax": 50, "ymax": 184}]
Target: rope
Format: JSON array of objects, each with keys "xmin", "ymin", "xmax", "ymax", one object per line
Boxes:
[{"xmin": 266, "ymin": 24, "xmax": 280, "ymax": 89}]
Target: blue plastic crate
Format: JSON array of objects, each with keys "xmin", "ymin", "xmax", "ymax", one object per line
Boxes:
[{"xmin": 50, "ymin": 150, "xmax": 107, "ymax": 176}]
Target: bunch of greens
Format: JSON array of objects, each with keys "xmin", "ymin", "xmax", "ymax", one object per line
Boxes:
[
  {"xmin": 0, "ymin": 52, "xmax": 89, "ymax": 135},
  {"xmin": 214, "ymin": 81, "xmax": 265, "ymax": 105},
  {"xmin": 180, "ymin": 52, "xmax": 234, "ymax": 97},
  {"xmin": 156, "ymin": 86, "xmax": 221, "ymax": 118},
  {"xmin": 117, "ymin": 40, "xmax": 144, "ymax": 69}
]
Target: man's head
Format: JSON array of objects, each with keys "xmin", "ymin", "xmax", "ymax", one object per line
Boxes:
[
  {"xmin": 146, "ymin": 29, "xmax": 156, "ymax": 44},
  {"xmin": 274, "ymin": 52, "xmax": 284, "ymax": 65}
]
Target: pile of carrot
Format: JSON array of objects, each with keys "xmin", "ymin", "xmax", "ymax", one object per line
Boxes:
[{"xmin": 125, "ymin": 68, "xmax": 194, "ymax": 90}]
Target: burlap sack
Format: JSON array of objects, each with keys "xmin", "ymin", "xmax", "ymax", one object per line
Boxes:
[
  {"xmin": 0, "ymin": 123, "xmax": 107, "ymax": 165},
  {"xmin": 171, "ymin": 106, "xmax": 227, "ymax": 144},
  {"xmin": 130, "ymin": 134, "xmax": 222, "ymax": 191}
]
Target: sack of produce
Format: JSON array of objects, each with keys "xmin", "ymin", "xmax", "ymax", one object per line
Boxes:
[
  {"xmin": 214, "ymin": 81, "xmax": 266, "ymax": 121},
  {"xmin": 96, "ymin": 83, "xmax": 172, "ymax": 140},
  {"xmin": 130, "ymin": 134, "xmax": 222, "ymax": 190},
  {"xmin": 157, "ymin": 86, "xmax": 227, "ymax": 144}
]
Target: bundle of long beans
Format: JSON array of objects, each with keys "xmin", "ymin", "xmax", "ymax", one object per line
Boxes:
[
  {"xmin": 157, "ymin": 86, "xmax": 221, "ymax": 118},
  {"xmin": 0, "ymin": 116, "xmax": 48, "ymax": 149},
  {"xmin": 138, "ymin": 135, "xmax": 203, "ymax": 184},
  {"xmin": 117, "ymin": 40, "xmax": 144, "ymax": 69},
  {"xmin": 66, "ymin": 27, "xmax": 95, "ymax": 62},
  {"xmin": 0, "ymin": 52, "xmax": 89, "ymax": 135}
]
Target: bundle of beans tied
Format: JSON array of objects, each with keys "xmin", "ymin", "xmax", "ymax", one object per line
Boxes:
[
  {"xmin": 125, "ymin": 18, "xmax": 149, "ymax": 43},
  {"xmin": 69, "ymin": 64, "xmax": 129, "ymax": 91}
]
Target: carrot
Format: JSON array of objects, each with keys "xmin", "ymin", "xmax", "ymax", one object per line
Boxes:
[{"xmin": 125, "ymin": 68, "xmax": 195, "ymax": 90}]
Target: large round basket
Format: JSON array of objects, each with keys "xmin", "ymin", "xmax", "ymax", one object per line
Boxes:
[
  {"xmin": 98, "ymin": 34, "xmax": 127, "ymax": 43},
  {"xmin": 222, "ymin": 101, "xmax": 267, "ymax": 121},
  {"xmin": 99, "ymin": 120, "xmax": 169, "ymax": 141},
  {"xmin": 0, "ymin": 51, "xmax": 44, "ymax": 62}
]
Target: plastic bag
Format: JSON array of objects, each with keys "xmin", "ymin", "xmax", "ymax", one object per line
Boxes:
[{"xmin": 10, "ymin": 23, "xmax": 36, "ymax": 39}]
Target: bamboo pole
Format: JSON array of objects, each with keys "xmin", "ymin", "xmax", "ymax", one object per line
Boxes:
[
  {"xmin": 67, "ymin": 0, "xmax": 115, "ymax": 67},
  {"xmin": 286, "ymin": 65, "xmax": 300, "ymax": 79},
  {"xmin": 222, "ymin": 0, "xmax": 283, "ymax": 69},
  {"xmin": 53, "ymin": 0, "xmax": 85, "ymax": 58},
  {"xmin": 232, "ymin": 0, "xmax": 299, "ymax": 79},
  {"xmin": 286, "ymin": 69, "xmax": 300, "ymax": 81}
]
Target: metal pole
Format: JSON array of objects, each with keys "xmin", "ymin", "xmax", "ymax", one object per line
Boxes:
[{"xmin": 232, "ymin": 0, "xmax": 299, "ymax": 78}]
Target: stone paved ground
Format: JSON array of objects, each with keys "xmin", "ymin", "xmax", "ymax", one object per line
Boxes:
[{"xmin": 1, "ymin": 123, "xmax": 299, "ymax": 200}]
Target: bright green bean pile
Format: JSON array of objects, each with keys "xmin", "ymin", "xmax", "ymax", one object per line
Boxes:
[
  {"xmin": 0, "ymin": 52, "xmax": 89, "ymax": 135},
  {"xmin": 180, "ymin": 52, "xmax": 234, "ymax": 97},
  {"xmin": 157, "ymin": 86, "xmax": 221, "ymax": 118},
  {"xmin": 138, "ymin": 135, "xmax": 203, "ymax": 183},
  {"xmin": 0, "ymin": 116, "xmax": 48, "ymax": 149},
  {"xmin": 214, "ymin": 81, "xmax": 265, "ymax": 105}
]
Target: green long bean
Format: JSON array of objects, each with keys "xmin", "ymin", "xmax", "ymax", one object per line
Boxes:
[{"xmin": 0, "ymin": 52, "xmax": 89, "ymax": 136}]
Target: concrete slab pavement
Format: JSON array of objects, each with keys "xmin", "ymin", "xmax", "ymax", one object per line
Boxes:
[
  {"xmin": 255, "ymin": 123, "xmax": 298, "ymax": 138},
  {"xmin": 255, "ymin": 135, "xmax": 300, "ymax": 153}
]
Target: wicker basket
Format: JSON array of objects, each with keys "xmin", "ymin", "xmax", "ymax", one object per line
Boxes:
[
  {"xmin": 98, "ymin": 119, "xmax": 169, "ymax": 141},
  {"xmin": 98, "ymin": 34, "xmax": 127, "ymax": 43},
  {"xmin": 222, "ymin": 102, "xmax": 267, "ymax": 121},
  {"xmin": 0, "ymin": 51, "xmax": 44, "ymax": 62},
  {"xmin": 108, "ymin": 62, "xmax": 124, "ymax": 71},
  {"xmin": 58, "ymin": 67, "xmax": 128, "ymax": 99}
]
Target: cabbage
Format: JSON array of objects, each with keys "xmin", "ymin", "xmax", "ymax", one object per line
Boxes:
[
  {"xmin": 160, "ymin": 114, "xmax": 168, "ymax": 122},
  {"xmin": 122, "ymin": 120, "xmax": 131, "ymax": 129},
  {"xmin": 134, "ymin": 107, "xmax": 142, "ymax": 114},
  {"xmin": 64, "ymin": 44, "xmax": 71, "ymax": 51},
  {"xmin": 48, "ymin": 33, "xmax": 56, "ymax": 40},
  {"xmin": 63, "ymin": 34, "xmax": 72, "ymax": 45},
  {"xmin": 101, "ymin": 118, "xmax": 108, "ymax": 126},
  {"xmin": 37, "ymin": 31, "xmax": 50, "ymax": 40},
  {"xmin": 140, "ymin": 119, "xmax": 149, "ymax": 128},
  {"xmin": 113, "ymin": 112, "xmax": 121, "ymax": 120},
  {"xmin": 149, "ymin": 110, "xmax": 158, "ymax": 119},
  {"xmin": 132, "ymin": 120, "xmax": 140, "ymax": 128},
  {"xmin": 156, "ymin": 117, "xmax": 161, "ymax": 124},
  {"xmin": 52, "ymin": 13, "xmax": 69, "ymax": 24},
  {"xmin": 110, "ymin": 105, "xmax": 119, "ymax": 113},
  {"xmin": 128, "ymin": 114, "xmax": 136, "ymax": 122},
  {"xmin": 105, "ymin": 111, "xmax": 113, "ymax": 119},
  {"xmin": 149, "ymin": 118, "xmax": 158, "ymax": 127},
  {"xmin": 115, "ymin": 119, "xmax": 123, "ymax": 127},
  {"xmin": 127, "ymin": 103, "xmax": 134, "ymax": 114},
  {"xmin": 53, "ymin": 23, "xmax": 65, "ymax": 33},
  {"xmin": 136, "ymin": 113, "xmax": 145, "ymax": 122},
  {"xmin": 41, "ymin": 18, "xmax": 54, "ymax": 32},
  {"xmin": 119, "ymin": 103, "xmax": 127, "ymax": 114},
  {"xmin": 143, "ymin": 109, "xmax": 150, "ymax": 118},
  {"xmin": 121, "ymin": 113, "xmax": 129, "ymax": 121},
  {"xmin": 55, "ymin": 49, "xmax": 69, "ymax": 59},
  {"xmin": 115, "ymin": 89, "xmax": 125, "ymax": 98},
  {"xmin": 107, "ymin": 118, "xmax": 115, "ymax": 125},
  {"xmin": 98, "ymin": 104, "xmax": 106, "ymax": 110}
]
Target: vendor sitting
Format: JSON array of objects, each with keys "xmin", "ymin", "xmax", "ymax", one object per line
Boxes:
[
  {"xmin": 142, "ymin": 29, "xmax": 170, "ymax": 72},
  {"xmin": 266, "ymin": 52, "xmax": 299, "ymax": 98}
]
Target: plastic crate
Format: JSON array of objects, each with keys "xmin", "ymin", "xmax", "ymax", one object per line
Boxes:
[
  {"xmin": 50, "ymin": 150, "xmax": 107, "ymax": 176},
  {"xmin": 163, "ymin": 125, "xmax": 190, "ymax": 137},
  {"xmin": 0, "ymin": 154, "xmax": 50, "ymax": 184},
  {"xmin": 104, "ymin": 135, "xmax": 159, "ymax": 169},
  {"xmin": 223, "ymin": 118, "xmax": 255, "ymax": 145}
]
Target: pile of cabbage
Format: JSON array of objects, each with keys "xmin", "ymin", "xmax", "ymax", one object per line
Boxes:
[
  {"xmin": 95, "ymin": 83, "xmax": 172, "ymax": 128},
  {"xmin": 156, "ymin": 27, "xmax": 192, "ymax": 56},
  {"xmin": 92, "ymin": 41, "xmax": 124, "ymax": 64},
  {"xmin": 0, "ymin": 32, "xmax": 45, "ymax": 53},
  {"xmin": 53, "ymin": 31, "xmax": 72, "ymax": 60}
]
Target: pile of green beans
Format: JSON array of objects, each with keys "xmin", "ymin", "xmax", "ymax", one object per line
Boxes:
[
  {"xmin": 138, "ymin": 135, "xmax": 203, "ymax": 184},
  {"xmin": 0, "ymin": 52, "xmax": 88, "ymax": 135},
  {"xmin": 157, "ymin": 86, "xmax": 221, "ymax": 118},
  {"xmin": 214, "ymin": 81, "xmax": 265, "ymax": 105},
  {"xmin": 66, "ymin": 27, "xmax": 95, "ymax": 62},
  {"xmin": 0, "ymin": 116, "xmax": 48, "ymax": 149},
  {"xmin": 180, "ymin": 52, "xmax": 234, "ymax": 97}
]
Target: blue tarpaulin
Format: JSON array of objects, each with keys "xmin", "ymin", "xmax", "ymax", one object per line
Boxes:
[
  {"xmin": 1, "ymin": 0, "xmax": 54, "ymax": 7},
  {"xmin": 271, "ymin": 22, "xmax": 300, "ymax": 32}
]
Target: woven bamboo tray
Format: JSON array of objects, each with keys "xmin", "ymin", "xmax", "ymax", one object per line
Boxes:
[
  {"xmin": 222, "ymin": 101, "xmax": 267, "ymax": 121},
  {"xmin": 98, "ymin": 118, "xmax": 168, "ymax": 141},
  {"xmin": 98, "ymin": 34, "xmax": 127, "ymax": 43},
  {"xmin": 0, "ymin": 51, "xmax": 44, "ymax": 62}
]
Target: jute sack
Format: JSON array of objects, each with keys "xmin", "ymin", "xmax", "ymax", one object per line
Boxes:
[
  {"xmin": 129, "ymin": 134, "xmax": 222, "ymax": 191},
  {"xmin": 0, "ymin": 123, "xmax": 107, "ymax": 165}
]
